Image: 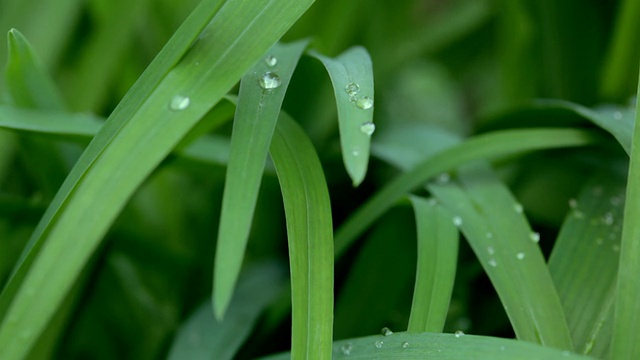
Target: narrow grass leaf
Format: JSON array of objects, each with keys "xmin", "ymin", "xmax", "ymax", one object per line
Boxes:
[
  {"xmin": 428, "ymin": 163, "xmax": 572, "ymax": 349},
  {"xmin": 611, "ymin": 73, "xmax": 640, "ymax": 359},
  {"xmin": 214, "ymin": 40, "xmax": 308, "ymax": 319},
  {"xmin": 407, "ymin": 196, "xmax": 458, "ymax": 333},
  {"xmin": 309, "ymin": 47, "xmax": 374, "ymax": 186},
  {"xmin": 549, "ymin": 172, "xmax": 626, "ymax": 357},
  {"xmin": 168, "ymin": 262, "xmax": 285, "ymax": 360},
  {"xmin": 260, "ymin": 332, "xmax": 594, "ymax": 360},
  {"xmin": 0, "ymin": 1, "xmax": 314, "ymax": 358},
  {"xmin": 269, "ymin": 114, "xmax": 333, "ymax": 359},
  {"xmin": 335, "ymin": 128, "xmax": 601, "ymax": 257},
  {"xmin": 0, "ymin": 105, "xmax": 102, "ymax": 140}
]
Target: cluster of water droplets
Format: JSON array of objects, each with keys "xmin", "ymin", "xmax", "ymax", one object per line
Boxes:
[
  {"xmin": 258, "ymin": 55, "xmax": 282, "ymax": 91},
  {"xmin": 344, "ymin": 82, "xmax": 376, "ymax": 142}
]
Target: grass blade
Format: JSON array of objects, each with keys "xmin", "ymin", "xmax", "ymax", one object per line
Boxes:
[
  {"xmin": 168, "ymin": 262, "xmax": 285, "ymax": 360},
  {"xmin": 335, "ymin": 128, "xmax": 601, "ymax": 257},
  {"xmin": 260, "ymin": 331, "xmax": 594, "ymax": 360},
  {"xmin": 0, "ymin": 0, "xmax": 314, "ymax": 358},
  {"xmin": 214, "ymin": 40, "xmax": 308, "ymax": 318},
  {"xmin": 428, "ymin": 163, "xmax": 572, "ymax": 349},
  {"xmin": 407, "ymin": 196, "xmax": 459, "ymax": 333},
  {"xmin": 269, "ymin": 114, "xmax": 333, "ymax": 359},
  {"xmin": 549, "ymin": 172, "xmax": 626, "ymax": 357},
  {"xmin": 610, "ymin": 72, "xmax": 640, "ymax": 359},
  {"xmin": 309, "ymin": 47, "xmax": 375, "ymax": 186}
]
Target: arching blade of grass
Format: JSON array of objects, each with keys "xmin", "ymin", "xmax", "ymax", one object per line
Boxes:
[
  {"xmin": 407, "ymin": 196, "xmax": 458, "ymax": 333},
  {"xmin": 611, "ymin": 75, "xmax": 640, "ymax": 359},
  {"xmin": 428, "ymin": 163, "xmax": 572, "ymax": 349},
  {"xmin": 334, "ymin": 128, "xmax": 601, "ymax": 257},
  {"xmin": 0, "ymin": 0, "xmax": 315, "ymax": 358},
  {"xmin": 260, "ymin": 332, "xmax": 594, "ymax": 360},
  {"xmin": 309, "ymin": 47, "xmax": 374, "ymax": 186},
  {"xmin": 168, "ymin": 261, "xmax": 286, "ymax": 360},
  {"xmin": 269, "ymin": 114, "xmax": 333, "ymax": 359},
  {"xmin": 549, "ymin": 172, "xmax": 626, "ymax": 357},
  {"xmin": 214, "ymin": 39, "xmax": 308, "ymax": 319}
]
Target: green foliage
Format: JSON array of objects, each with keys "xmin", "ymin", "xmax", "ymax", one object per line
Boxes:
[{"xmin": 0, "ymin": 0, "xmax": 638, "ymax": 359}]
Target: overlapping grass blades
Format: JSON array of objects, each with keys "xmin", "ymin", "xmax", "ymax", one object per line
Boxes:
[
  {"xmin": 269, "ymin": 113, "xmax": 334, "ymax": 359},
  {"xmin": 549, "ymin": 172, "xmax": 626, "ymax": 357},
  {"xmin": 310, "ymin": 47, "xmax": 375, "ymax": 186},
  {"xmin": 334, "ymin": 128, "xmax": 601, "ymax": 257},
  {"xmin": 214, "ymin": 40, "xmax": 308, "ymax": 318},
  {"xmin": 0, "ymin": 0, "xmax": 315, "ymax": 358},
  {"xmin": 611, "ymin": 74, "xmax": 640, "ymax": 359},
  {"xmin": 407, "ymin": 196, "xmax": 458, "ymax": 333},
  {"xmin": 428, "ymin": 163, "xmax": 572, "ymax": 349}
]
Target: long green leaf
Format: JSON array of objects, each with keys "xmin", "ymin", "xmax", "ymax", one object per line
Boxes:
[
  {"xmin": 309, "ymin": 47, "xmax": 375, "ymax": 186},
  {"xmin": 0, "ymin": 0, "xmax": 314, "ymax": 358},
  {"xmin": 610, "ymin": 70, "xmax": 640, "ymax": 359},
  {"xmin": 260, "ymin": 331, "xmax": 594, "ymax": 360},
  {"xmin": 429, "ymin": 163, "xmax": 572, "ymax": 349},
  {"xmin": 168, "ymin": 262, "xmax": 285, "ymax": 360},
  {"xmin": 269, "ymin": 114, "xmax": 333, "ymax": 359},
  {"xmin": 335, "ymin": 128, "xmax": 600, "ymax": 257},
  {"xmin": 214, "ymin": 40, "xmax": 308, "ymax": 318},
  {"xmin": 407, "ymin": 196, "xmax": 458, "ymax": 333},
  {"xmin": 549, "ymin": 172, "xmax": 626, "ymax": 357}
]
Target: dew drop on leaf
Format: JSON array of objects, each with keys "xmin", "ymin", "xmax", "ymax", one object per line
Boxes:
[
  {"xmin": 169, "ymin": 95, "xmax": 190, "ymax": 111},
  {"xmin": 356, "ymin": 96, "xmax": 373, "ymax": 109},
  {"xmin": 258, "ymin": 71, "xmax": 281, "ymax": 90},
  {"xmin": 264, "ymin": 55, "xmax": 277, "ymax": 67},
  {"xmin": 360, "ymin": 121, "xmax": 376, "ymax": 136}
]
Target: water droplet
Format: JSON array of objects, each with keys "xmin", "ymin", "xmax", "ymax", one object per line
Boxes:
[
  {"xmin": 486, "ymin": 232, "xmax": 494, "ymax": 239},
  {"xmin": 402, "ymin": 341, "xmax": 409, "ymax": 349},
  {"xmin": 436, "ymin": 173, "xmax": 450, "ymax": 183},
  {"xmin": 530, "ymin": 232, "xmax": 540, "ymax": 243},
  {"xmin": 258, "ymin": 71, "xmax": 281, "ymax": 90},
  {"xmin": 514, "ymin": 203, "xmax": 523, "ymax": 213},
  {"xmin": 352, "ymin": 149, "xmax": 360, "ymax": 157},
  {"xmin": 381, "ymin": 327, "xmax": 393, "ymax": 336},
  {"xmin": 613, "ymin": 111, "xmax": 623, "ymax": 120},
  {"xmin": 516, "ymin": 252, "xmax": 526, "ymax": 260},
  {"xmin": 341, "ymin": 343, "xmax": 353, "ymax": 355},
  {"xmin": 613, "ymin": 245, "xmax": 620, "ymax": 252},
  {"xmin": 488, "ymin": 259, "xmax": 498, "ymax": 267},
  {"xmin": 500, "ymin": 345, "xmax": 506, "ymax": 351},
  {"xmin": 360, "ymin": 121, "xmax": 376, "ymax": 136},
  {"xmin": 169, "ymin": 95, "xmax": 190, "ymax": 111},
  {"xmin": 452, "ymin": 216, "xmax": 462, "ymax": 227},
  {"xmin": 569, "ymin": 199, "xmax": 578, "ymax": 208},
  {"xmin": 264, "ymin": 55, "xmax": 277, "ymax": 67},
  {"xmin": 602, "ymin": 212, "xmax": 614, "ymax": 225},
  {"xmin": 345, "ymin": 82, "xmax": 360, "ymax": 100},
  {"xmin": 356, "ymin": 96, "xmax": 374, "ymax": 110},
  {"xmin": 454, "ymin": 330, "xmax": 465, "ymax": 338},
  {"xmin": 375, "ymin": 340, "xmax": 384, "ymax": 349},
  {"xmin": 487, "ymin": 246, "xmax": 495, "ymax": 255}
]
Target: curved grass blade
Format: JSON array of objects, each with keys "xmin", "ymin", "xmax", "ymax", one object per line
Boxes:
[
  {"xmin": 549, "ymin": 172, "xmax": 626, "ymax": 357},
  {"xmin": 407, "ymin": 196, "xmax": 458, "ymax": 333},
  {"xmin": 428, "ymin": 163, "xmax": 572, "ymax": 350},
  {"xmin": 309, "ymin": 47, "xmax": 374, "ymax": 186},
  {"xmin": 260, "ymin": 331, "xmax": 594, "ymax": 360},
  {"xmin": 269, "ymin": 114, "xmax": 333, "ymax": 359},
  {"xmin": 334, "ymin": 128, "xmax": 601, "ymax": 257},
  {"xmin": 214, "ymin": 39, "xmax": 308, "ymax": 319},
  {"xmin": 168, "ymin": 262, "xmax": 285, "ymax": 360},
  {"xmin": 0, "ymin": 0, "xmax": 315, "ymax": 358},
  {"xmin": 611, "ymin": 75, "xmax": 640, "ymax": 359}
]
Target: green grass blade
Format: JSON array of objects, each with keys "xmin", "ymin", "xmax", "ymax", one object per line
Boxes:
[
  {"xmin": 269, "ymin": 114, "xmax": 333, "ymax": 359},
  {"xmin": 5, "ymin": 29, "xmax": 65, "ymax": 110},
  {"xmin": 260, "ymin": 332, "xmax": 594, "ymax": 360},
  {"xmin": 335, "ymin": 128, "xmax": 600, "ymax": 257},
  {"xmin": 428, "ymin": 163, "xmax": 572, "ymax": 349},
  {"xmin": 168, "ymin": 262, "xmax": 285, "ymax": 360},
  {"xmin": 0, "ymin": 105, "xmax": 102, "ymax": 139},
  {"xmin": 0, "ymin": 0, "xmax": 314, "ymax": 358},
  {"xmin": 407, "ymin": 196, "xmax": 459, "ymax": 333},
  {"xmin": 549, "ymin": 173, "xmax": 626, "ymax": 357},
  {"xmin": 610, "ymin": 72, "xmax": 640, "ymax": 359},
  {"xmin": 214, "ymin": 40, "xmax": 308, "ymax": 319},
  {"xmin": 309, "ymin": 47, "xmax": 375, "ymax": 186},
  {"xmin": 600, "ymin": 0, "xmax": 640, "ymax": 100}
]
